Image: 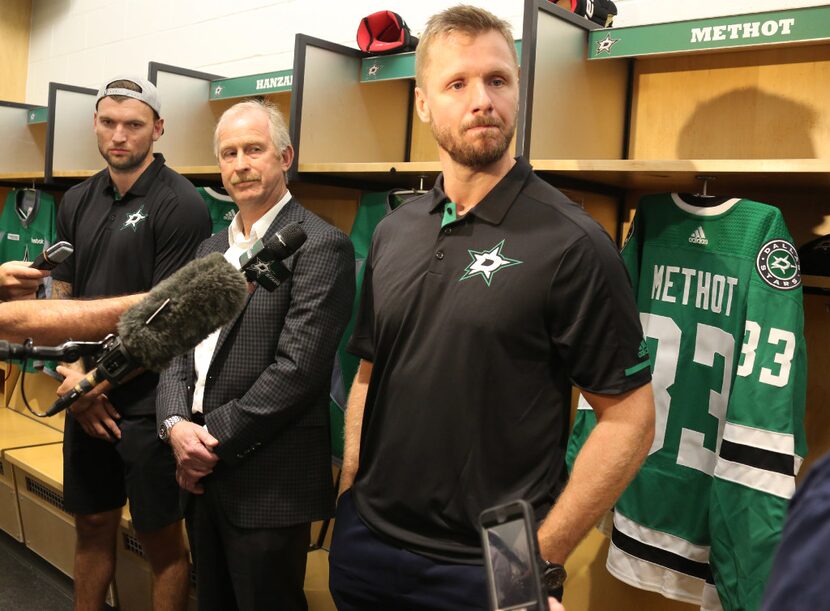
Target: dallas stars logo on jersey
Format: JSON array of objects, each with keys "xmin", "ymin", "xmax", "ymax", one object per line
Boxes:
[
  {"xmin": 459, "ymin": 239, "xmax": 522, "ymax": 286},
  {"xmin": 121, "ymin": 206, "xmax": 149, "ymax": 232},
  {"xmin": 756, "ymin": 239, "xmax": 801, "ymax": 290}
]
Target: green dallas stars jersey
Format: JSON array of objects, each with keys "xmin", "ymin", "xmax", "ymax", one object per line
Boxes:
[
  {"xmin": 329, "ymin": 190, "xmax": 413, "ymax": 460},
  {"xmin": 566, "ymin": 194, "xmax": 807, "ymax": 611},
  {"xmin": 196, "ymin": 187, "xmax": 238, "ymax": 234},
  {"xmin": 0, "ymin": 189, "xmax": 57, "ymax": 266},
  {"xmin": 0, "ymin": 189, "xmax": 58, "ymax": 373}
]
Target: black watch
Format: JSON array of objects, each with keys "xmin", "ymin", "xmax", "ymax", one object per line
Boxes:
[{"xmin": 541, "ymin": 559, "xmax": 567, "ymax": 591}]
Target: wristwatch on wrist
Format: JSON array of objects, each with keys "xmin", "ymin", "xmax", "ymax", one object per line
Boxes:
[
  {"xmin": 540, "ymin": 559, "xmax": 567, "ymax": 591},
  {"xmin": 159, "ymin": 415, "xmax": 184, "ymax": 443}
]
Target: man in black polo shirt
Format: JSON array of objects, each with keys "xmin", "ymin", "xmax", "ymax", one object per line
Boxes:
[
  {"xmin": 51, "ymin": 75, "xmax": 210, "ymax": 611},
  {"xmin": 329, "ymin": 6, "xmax": 655, "ymax": 610}
]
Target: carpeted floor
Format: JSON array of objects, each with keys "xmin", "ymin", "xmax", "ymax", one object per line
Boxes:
[{"xmin": 0, "ymin": 529, "xmax": 74, "ymax": 610}]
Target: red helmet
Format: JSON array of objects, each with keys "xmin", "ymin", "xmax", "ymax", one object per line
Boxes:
[{"xmin": 357, "ymin": 11, "xmax": 419, "ymax": 55}]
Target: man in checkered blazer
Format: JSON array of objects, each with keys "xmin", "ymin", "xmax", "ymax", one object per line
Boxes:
[{"xmin": 156, "ymin": 99, "xmax": 354, "ymax": 611}]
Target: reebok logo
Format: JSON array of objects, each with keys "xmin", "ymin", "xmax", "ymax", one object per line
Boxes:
[{"xmin": 689, "ymin": 227, "xmax": 709, "ymax": 245}]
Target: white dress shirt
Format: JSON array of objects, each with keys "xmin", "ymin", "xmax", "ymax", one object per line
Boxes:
[{"xmin": 190, "ymin": 190, "xmax": 292, "ymax": 414}]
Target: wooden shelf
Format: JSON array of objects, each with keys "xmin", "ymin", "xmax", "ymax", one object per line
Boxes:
[
  {"xmin": 530, "ymin": 159, "xmax": 830, "ymax": 191},
  {"xmin": 297, "ymin": 161, "xmax": 442, "ymax": 187},
  {"xmin": 804, "ymin": 274, "xmax": 830, "ymax": 291},
  {"xmin": 51, "ymin": 170, "xmax": 100, "ymax": 179},
  {"xmin": 0, "ymin": 172, "xmax": 45, "ymax": 181},
  {"xmin": 174, "ymin": 165, "xmax": 220, "ymax": 177}
]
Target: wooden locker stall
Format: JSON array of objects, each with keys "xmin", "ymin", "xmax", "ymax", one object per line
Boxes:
[
  {"xmin": 520, "ymin": 2, "xmax": 830, "ymax": 610},
  {"xmin": 45, "ymin": 83, "xmax": 100, "ymax": 181},
  {"xmin": 0, "ymin": 102, "xmax": 47, "ymax": 184}
]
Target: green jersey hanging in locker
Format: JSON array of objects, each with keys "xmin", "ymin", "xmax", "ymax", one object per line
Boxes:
[
  {"xmin": 0, "ymin": 189, "xmax": 57, "ymax": 265},
  {"xmin": 328, "ymin": 190, "xmax": 418, "ymax": 460},
  {"xmin": 566, "ymin": 194, "xmax": 807, "ymax": 611},
  {"xmin": 196, "ymin": 186, "xmax": 238, "ymax": 234},
  {"xmin": 0, "ymin": 189, "xmax": 58, "ymax": 373}
]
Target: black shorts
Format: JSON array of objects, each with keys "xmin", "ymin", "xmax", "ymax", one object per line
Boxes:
[{"xmin": 63, "ymin": 414, "xmax": 182, "ymax": 532}]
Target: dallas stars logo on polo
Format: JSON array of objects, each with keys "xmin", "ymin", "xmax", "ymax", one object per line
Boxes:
[
  {"xmin": 459, "ymin": 239, "xmax": 522, "ymax": 286},
  {"xmin": 756, "ymin": 238, "xmax": 801, "ymax": 290},
  {"xmin": 121, "ymin": 205, "xmax": 149, "ymax": 232}
]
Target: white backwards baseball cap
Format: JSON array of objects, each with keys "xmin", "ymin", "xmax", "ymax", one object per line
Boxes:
[{"xmin": 95, "ymin": 75, "xmax": 162, "ymax": 117}]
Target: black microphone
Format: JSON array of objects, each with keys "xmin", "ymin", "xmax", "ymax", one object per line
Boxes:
[
  {"xmin": 0, "ymin": 339, "xmax": 106, "ymax": 363},
  {"xmin": 239, "ymin": 223, "xmax": 307, "ymax": 291},
  {"xmin": 45, "ymin": 253, "xmax": 248, "ymax": 417}
]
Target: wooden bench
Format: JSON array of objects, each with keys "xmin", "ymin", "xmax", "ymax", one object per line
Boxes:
[
  {"xmin": 5, "ymin": 368, "xmax": 65, "ymax": 432},
  {"xmin": 5, "ymin": 442, "xmax": 118, "ymax": 607},
  {"xmin": 0, "ymin": 408, "xmax": 62, "ymax": 540}
]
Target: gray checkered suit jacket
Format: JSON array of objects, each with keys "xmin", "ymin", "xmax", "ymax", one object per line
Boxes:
[{"xmin": 156, "ymin": 198, "xmax": 355, "ymax": 528}]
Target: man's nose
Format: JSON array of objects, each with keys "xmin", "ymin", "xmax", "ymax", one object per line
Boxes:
[
  {"xmin": 234, "ymin": 151, "xmax": 250, "ymax": 171},
  {"xmin": 112, "ymin": 125, "xmax": 127, "ymax": 142},
  {"xmin": 470, "ymin": 80, "xmax": 494, "ymax": 113}
]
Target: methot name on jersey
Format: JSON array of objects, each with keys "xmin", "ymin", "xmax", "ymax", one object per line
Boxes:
[{"xmin": 651, "ymin": 264, "xmax": 739, "ymax": 317}]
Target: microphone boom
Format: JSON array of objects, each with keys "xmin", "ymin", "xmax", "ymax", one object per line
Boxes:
[{"xmin": 46, "ymin": 253, "xmax": 248, "ymax": 416}]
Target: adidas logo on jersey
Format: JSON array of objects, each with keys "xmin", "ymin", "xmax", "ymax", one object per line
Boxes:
[
  {"xmin": 223, "ymin": 210, "xmax": 235, "ymax": 221},
  {"xmin": 689, "ymin": 227, "xmax": 709, "ymax": 245}
]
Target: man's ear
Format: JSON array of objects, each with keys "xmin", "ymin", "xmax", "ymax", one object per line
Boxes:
[
  {"xmin": 414, "ymin": 87, "xmax": 431, "ymax": 124},
  {"xmin": 153, "ymin": 118, "xmax": 165, "ymax": 141},
  {"xmin": 280, "ymin": 144, "xmax": 295, "ymax": 172}
]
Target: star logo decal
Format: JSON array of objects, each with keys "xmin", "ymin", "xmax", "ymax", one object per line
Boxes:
[
  {"xmin": 596, "ymin": 33, "xmax": 620, "ymax": 55},
  {"xmin": 769, "ymin": 254, "xmax": 796, "ymax": 274},
  {"xmin": 367, "ymin": 64, "xmax": 381, "ymax": 77},
  {"xmin": 459, "ymin": 240, "xmax": 523, "ymax": 286},
  {"xmin": 121, "ymin": 206, "xmax": 149, "ymax": 232},
  {"xmin": 214, "ymin": 85, "xmax": 223, "ymax": 96},
  {"xmin": 250, "ymin": 259, "xmax": 274, "ymax": 278}
]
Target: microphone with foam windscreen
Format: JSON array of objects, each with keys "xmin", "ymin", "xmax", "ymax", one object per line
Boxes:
[
  {"xmin": 45, "ymin": 253, "xmax": 248, "ymax": 417},
  {"xmin": 239, "ymin": 222, "xmax": 307, "ymax": 291}
]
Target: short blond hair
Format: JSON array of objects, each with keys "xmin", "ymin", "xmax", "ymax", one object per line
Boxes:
[
  {"xmin": 213, "ymin": 98, "xmax": 290, "ymax": 158},
  {"xmin": 415, "ymin": 5, "xmax": 517, "ymax": 89}
]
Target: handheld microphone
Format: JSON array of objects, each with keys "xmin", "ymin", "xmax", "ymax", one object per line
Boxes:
[
  {"xmin": 239, "ymin": 223, "xmax": 307, "ymax": 291},
  {"xmin": 46, "ymin": 253, "xmax": 248, "ymax": 417}
]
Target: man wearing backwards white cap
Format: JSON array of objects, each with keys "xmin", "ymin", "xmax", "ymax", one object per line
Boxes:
[{"xmin": 50, "ymin": 75, "xmax": 210, "ymax": 611}]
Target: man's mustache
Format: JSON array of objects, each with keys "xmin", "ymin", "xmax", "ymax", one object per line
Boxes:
[
  {"xmin": 231, "ymin": 173, "xmax": 261, "ymax": 184},
  {"xmin": 462, "ymin": 118, "xmax": 503, "ymax": 132}
]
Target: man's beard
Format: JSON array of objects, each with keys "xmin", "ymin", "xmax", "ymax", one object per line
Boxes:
[
  {"xmin": 432, "ymin": 116, "xmax": 515, "ymax": 168},
  {"xmin": 100, "ymin": 144, "xmax": 151, "ymax": 172}
]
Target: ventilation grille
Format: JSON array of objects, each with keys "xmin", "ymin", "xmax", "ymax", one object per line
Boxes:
[
  {"xmin": 25, "ymin": 477, "xmax": 67, "ymax": 512},
  {"xmin": 122, "ymin": 532, "xmax": 146, "ymax": 558}
]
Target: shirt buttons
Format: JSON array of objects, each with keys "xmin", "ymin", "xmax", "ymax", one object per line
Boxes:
[
  {"xmin": 444, "ymin": 227, "xmax": 453, "ymax": 234},
  {"xmin": 435, "ymin": 251, "xmax": 444, "ymax": 260}
]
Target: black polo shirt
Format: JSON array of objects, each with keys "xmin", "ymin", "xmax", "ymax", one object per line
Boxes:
[
  {"xmin": 53, "ymin": 153, "xmax": 211, "ymax": 416},
  {"xmin": 348, "ymin": 156, "xmax": 651, "ymax": 564}
]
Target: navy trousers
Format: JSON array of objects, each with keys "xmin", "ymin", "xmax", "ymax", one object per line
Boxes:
[{"xmin": 329, "ymin": 490, "xmax": 490, "ymax": 611}]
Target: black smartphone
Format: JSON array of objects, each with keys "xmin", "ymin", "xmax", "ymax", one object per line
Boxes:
[
  {"xmin": 480, "ymin": 500, "xmax": 547, "ymax": 611},
  {"xmin": 30, "ymin": 241, "xmax": 73, "ymax": 270}
]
